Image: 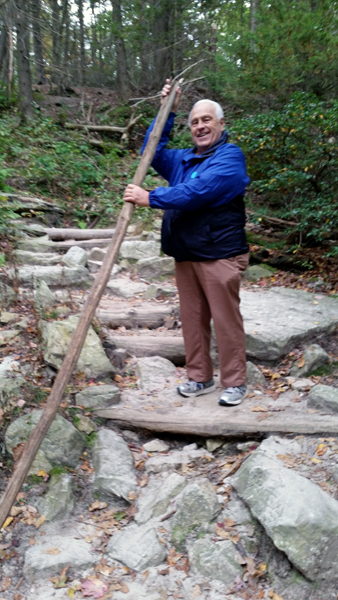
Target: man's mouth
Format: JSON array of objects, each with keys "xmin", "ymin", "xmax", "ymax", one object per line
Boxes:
[{"xmin": 197, "ymin": 132, "xmax": 209, "ymax": 138}]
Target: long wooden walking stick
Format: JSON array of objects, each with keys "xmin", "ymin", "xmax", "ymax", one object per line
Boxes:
[{"xmin": 0, "ymin": 80, "xmax": 181, "ymax": 528}]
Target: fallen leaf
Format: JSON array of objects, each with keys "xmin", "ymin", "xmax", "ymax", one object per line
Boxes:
[
  {"xmin": 296, "ymin": 356, "xmax": 305, "ymax": 368},
  {"xmin": 114, "ymin": 374, "xmax": 123, "ymax": 383},
  {"xmin": 50, "ymin": 566, "xmax": 69, "ymax": 588},
  {"xmin": 192, "ymin": 585, "xmax": 202, "ymax": 597},
  {"xmin": 44, "ymin": 547, "xmax": 61, "ymax": 555},
  {"xmin": 311, "ymin": 457, "xmax": 322, "ymax": 464},
  {"xmin": 12, "ymin": 443, "xmax": 25, "ymax": 462},
  {"xmin": 158, "ymin": 537, "xmax": 167, "ymax": 545},
  {"xmin": 89, "ymin": 500, "xmax": 108, "ymax": 512},
  {"xmin": 37, "ymin": 470, "xmax": 48, "ymax": 478},
  {"xmin": 223, "ymin": 518, "xmax": 236, "ymax": 527},
  {"xmin": 13, "ymin": 594, "xmax": 23, "ymax": 600},
  {"xmin": 68, "ymin": 589, "xmax": 75, "ymax": 598},
  {"xmin": 10, "ymin": 506, "xmax": 23, "ymax": 517},
  {"xmin": 0, "ymin": 576, "xmax": 11, "ymax": 592},
  {"xmin": 245, "ymin": 555, "xmax": 256, "ymax": 575},
  {"xmin": 80, "ymin": 460, "xmax": 94, "ymax": 473},
  {"xmin": 316, "ymin": 443, "xmax": 327, "ymax": 456},
  {"xmin": 271, "ymin": 372, "xmax": 281, "ymax": 380},
  {"xmin": 28, "ymin": 536, "xmax": 35, "ymax": 545},
  {"xmin": 214, "ymin": 525, "xmax": 230, "ymax": 539},
  {"xmin": 138, "ymin": 473, "xmax": 149, "ymax": 487},
  {"xmin": 251, "ymin": 406, "xmax": 267, "ymax": 412},
  {"xmin": 81, "ymin": 577, "xmax": 108, "ymax": 598},
  {"xmin": 2, "ymin": 517, "xmax": 13, "ymax": 529},
  {"xmin": 34, "ymin": 515, "xmax": 46, "ymax": 529},
  {"xmin": 128, "ymin": 491, "xmax": 137, "ymax": 501}
]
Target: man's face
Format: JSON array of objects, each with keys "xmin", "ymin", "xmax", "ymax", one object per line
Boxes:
[{"xmin": 190, "ymin": 101, "xmax": 224, "ymax": 155}]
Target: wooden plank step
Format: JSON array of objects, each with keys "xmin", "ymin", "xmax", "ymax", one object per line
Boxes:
[{"xmin": 95, "ymin": 387, "xmax": 338, "ymax": 437}]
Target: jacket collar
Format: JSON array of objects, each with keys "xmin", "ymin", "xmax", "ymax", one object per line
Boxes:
[{"xmin": 183, "ymin": 130, "xmax": 228, "ymax": 163}]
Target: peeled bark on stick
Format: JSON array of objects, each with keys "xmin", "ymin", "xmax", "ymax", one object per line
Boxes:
[{"xmin": 0, "ymin": 79, "xmax": 182, "ymax": 528}]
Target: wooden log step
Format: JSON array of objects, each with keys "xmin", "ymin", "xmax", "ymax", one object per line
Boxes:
[
  {"xmin": 96, "ymin": 302, "xmax": 179, "ymax": 329},
  {"xmin": 52, "ymin": 236, "xmax": 136, "ymax": 250},
  {"xmin": 45, "ymin": 228, "xmax": 116, "ymax": 240},
  {"xmin": 104, "ymin": 332, "xmax": 185, "ymax": 365}
]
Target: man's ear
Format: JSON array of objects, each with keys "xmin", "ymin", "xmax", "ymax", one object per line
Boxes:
[{"xmin": 220, "ymin": 117, "xmax": 225, "ymax": 130}]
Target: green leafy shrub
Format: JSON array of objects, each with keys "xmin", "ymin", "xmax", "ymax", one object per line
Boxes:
[{"xmin": 229, "ymin": 93, "xmax": 338, "ymax": 245}]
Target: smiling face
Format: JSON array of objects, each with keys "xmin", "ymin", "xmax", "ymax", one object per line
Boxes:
[{"xmin": 190, "ymin": 101, "xmax": 224, "ymax": 155}]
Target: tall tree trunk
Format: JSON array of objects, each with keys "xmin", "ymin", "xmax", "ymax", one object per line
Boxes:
[
  {"xmin": 8, "ymin": 25, "xmax": 13, "ymax": 94},
  {"xmin": 111, "ymin": 0, "xmax": 130, "ymax": 101},
  {"xmin": 152, "ymin": 0, "xmax": 174, "ymax": 90},
  {"xmin": 77, "ymin": 0, "xmax": 85, "ymax": 85},
  {"xmin": 16, "ymin": 0, "xmax": 34, "ymax": 119},
  {"xmin": 0, "ymin": 25, "xmax": 8, "ymax": 81},
  {"xmin": 51, "ymin": 0, "xmax": 61, "ymax": 90},
  {"xmin": 249, "ymin": 0, "xmax": 259, "ymax": 33},
  {"xmin": 90, "ymin": 4, "xmax": 97, "ymax": 75},
  {"xmin": 62, "ymin": 0, "xmax": 70, "ymax": 82},
  {"xmin": 31, "ymin": 0, "xmax": 46, "ymax": 84}
]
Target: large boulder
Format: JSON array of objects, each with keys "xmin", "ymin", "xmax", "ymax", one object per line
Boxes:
[
  {"xmin": 40, "ymin": 315, "xmax": 115, "ymax": 379},
  {"xmin": 106, "ymin": 278, "xmax": 147, "ymax": 298},
  {"xmin": 232, "ymin": 437, "xmax": 338, "ymax": 583},
  {"xmin": 307, "ymin": 384, "xmax": 338, "ymax": 413},
  {"xmin": 145, "ymin": 444, "xmax": 213, "ymax": 474},
  {"xmin": 0, "ymin": 355, "xmax": 25, "ymax": 403},
  {"xmin": 135, "ymin": 472, "xmax": 186, "ymax": 524},
  {"xmin": 13, "ymin": 250, "xmax": 61, "ymax": 266},
  {"xmin": 136, "ymin": 356, "xmax": 176, "ymax": 393},
  {"xmin": 5, "ymin": 410, "xmax": 85, "ymax": 469},
  {"xmin": 243, "ymin": 264, "xmax": 274, "ymax": 282},
  {"xmin": 189, "ymin": 536, "xmax": 243, "ymax": 585},
  {"xmin": 92, "ymin": 428, "xmax": 137, "ymax": 501},
  {"xmin": 136, "ymin": 256, "xmax": 175, "ymax": 280},
  {"xmin": 290, "ymin": 344, "xmax": 330, "ymax": 377},
  {"xmin": 75, "ymin": 384, "xmax": 120, "ymax": 410},
  {"xmin": 106, "ymin": 523, "xmax": 167, "ymax": 571},
  {"xmin": 61, "ymin": 246, "xmax": 88, "ymax": 267},
  {"xmin": 35, "ymin": 280, "xmax": 57, "ymax": 311},
  {"xmin": 119, "ymin": 240, "xmax": 160, "ymax": 260},
  {"xmin": 24, "ymin": 534, "xmax": 97, "ymax": 582},
  {"xmin": 7, "ymin": 265, "xmax": 90, "ymax": 287},
  {"xmin": 171, "ymin": 478, "xmax": 221, "ymax": 549},
  {"xmin": 36, "ymin": 473, "xmax": 75, "ymax": 521},
  {"xmin": 246, "ymin": 361, "xmax": 266, "ymax": 386}
]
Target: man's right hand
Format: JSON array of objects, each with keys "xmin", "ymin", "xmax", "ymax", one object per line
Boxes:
[{"xmin": 161, "ymin": 78, "xmax": 181, "ymax": 113}]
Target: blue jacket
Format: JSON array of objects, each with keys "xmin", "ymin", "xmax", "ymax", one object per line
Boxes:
[{"xmin": 142, "ymin": 113, "xmax": 250, "ymax": 262}]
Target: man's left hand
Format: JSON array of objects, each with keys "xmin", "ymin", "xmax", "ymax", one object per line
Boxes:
[{"xmin": 123, "ymin": 184, "xmax": 150, "ymax": 207}]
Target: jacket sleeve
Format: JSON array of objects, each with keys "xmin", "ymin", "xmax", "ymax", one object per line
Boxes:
[
  {"xmin": 149, "ymin": 145, "xmax": 250, "ymax": 210},
  {"xmin": 141, "ymin": 112, "xmax": 179, "ymax": 182}
]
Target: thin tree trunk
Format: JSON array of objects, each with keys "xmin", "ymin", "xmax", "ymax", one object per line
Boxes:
[
  {"xmin": 8, "ymin": 25, "xmax": 13, "ymax": 94},
  {"xmin": 77, "ymin": 0, "xmax": 85, "ymax": 85},
  {"xmin": 16, "ymin": 0, "xmax": 34, "ymax": 119},
  {"xmin": 0, "ymin": 25, "xmax": 8, "ymax": 81},
  {"xmin": 51, "ymin": 0, "xmax": 61, "ymax": 90},
  {"xmin": 62, "ymin": 0, "xmax": 70, "ymax": 82},
  {"xmin": 90, "ymin": 4, "xmax": 97, "ymax": 75},
  {"xmin": 31, "ymin": 0, "xmax": 46, "ymax": 83},
  {"xmin": 111, "ymin": 0, "xmax": 130, "ymax": 101},
  {"xmin": 249, "ymin": 0, "xmax": 259, "ymax": 32},
  {"xmin": 152, "ymin": 0, "xmax": 174, "ymax": 89}
]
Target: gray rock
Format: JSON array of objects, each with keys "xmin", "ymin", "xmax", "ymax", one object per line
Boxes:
[
  {"xmin": 61, "ymin": 245, "xmax": 87, "ymax": 267},
  {"xmin": 0, "ymin": 329, "xmax": 19, "ymax": 345},
  {"xmin": 189, "ymin": 536, "xmax": 243, "ymax": 585},
  {"xmin": 13, "ymin": 250, "xmax": 61, "ymax": 266},
  {"xmin": 290, "ymin": 344, "xmax": 330, "ymax": 377},
  {"xmin": 136, "ymin": 356, "xmax": 176, "ymax": 393},
  {"xmin": 88, "ymin": 247, "xmax": 107, "ymax": 261},
  {"xmin": 36, "ymin": 473, "xmax": 75, "ymax": 521},
  {"xmin": 92, "ymin": 428, "xmax": 137, "ymax": 501},
  {"xmin": 7, "ymin": 265, "xmax": 90, "ymax": 287},
  {"xmin": 243, "ymin": 264, "xmax": 274, "ymax": 281},
  {"xmin": 76, "ymin": 415, "xmax": 97, "ymax": 434},
  {"xmin": 106, "ymin": 523, "xmax": 167, "ymax": 571},
  {"xmin": 106, "ymin": 278, "xmax": 148, "ymax": 298},
  {"xmin": 23, "ymin": 534, "xmax": 97, "ymax": 581},
  {"xmin": 120, "ymin": 240, "xmax": 160, "ymax": 260},
  {"xmin": 40, "ymin": 315, "xmax": 115, "ymax": 379},
  {"xmin": 135, "ymin": 473, "xmax": 186, "ymax": 524},
  {"xmin": 144, "ymin": 283, "xmax": 177, "ymax": 300},
  {"xmin": 143, "ymin": 439, "xmax": 170, "ymax": 453},
  {"xmin": 17, "ymin": 237, "xmax": 56, "ymax": 253},
  {"xmin": 122, "ymin": 430, "xmax": 140, "ymax": 442},
  {"xmin": 0, "ymin": 310, "xmax": 18, "ymax": 324},
  {"xmin": 171, "ymin": 478, "xmax": 221, "ymax": 549},
  {"xmin": 241, "ymin": 287, "xmax": 338, "ymax": 361},
  {"xmin": 308, "ymin": 384, "xmax": 338, "ymax": 413},
  {"xmin": 232, "ymin": 438, "xmax": 338, "ymax": 582},
  {"xmin": 35, "ymin": 280, "xmax": 57, "ymax": 310},
  {"xmin": 0, "ymin": 355, "xmax": 25, "ymax": 403},
  {"xmin": 246, "ymin": 361, "xmax": 266, "ymax": 386},
  {"xmin": 137, "ymin": 256, "xmax": 175, "ymax": 280},
  {"xmin": 222, "ymin": 492, "xmax": 254, "ymax": 526},
  {"xmin": 88, "ymin": 260, "xmax": 121, "ymax": 278},
  {"xmin": 75, "ymin": 384, "xmax": 120, "ymax": 410},
  {"xmin": 0, "ymin": 282, "xmax": 16, "ymax": 308},
  {"xmin": 5, "ymin": 410, "xmax": 85, "ymax": 469},
  {"xmin": 290, "ymin": 377, "xmax": 315, "ymax": 391},
  {"xmin": 146, "ymin": 446, "xmax": 213, "ymax": 474},
  {"xmin": 206, "ymin": 438, "xmax": 224, "ymax": 452}
]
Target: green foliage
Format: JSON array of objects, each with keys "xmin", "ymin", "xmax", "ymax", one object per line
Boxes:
[
  {"xmin": 0, "ymin": 81, "xmax": 17, "ymax": 111},
  {"xmin": 229, "ymin": 93, "xmax": 338, "ymax": 243}
]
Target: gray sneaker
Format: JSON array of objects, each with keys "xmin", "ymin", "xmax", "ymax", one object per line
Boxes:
[
  {"xmin": 177, "ymin": 378, "xmax": 215, "ymax": 398},
  {"xmin": 219, "ymin": 385, "xmax": 247, "ymax": 406}
]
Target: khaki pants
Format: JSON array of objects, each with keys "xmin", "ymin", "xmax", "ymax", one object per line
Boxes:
[{"xmin": 175, "ymin": 253, "xmax": 249, "ymax": 388}]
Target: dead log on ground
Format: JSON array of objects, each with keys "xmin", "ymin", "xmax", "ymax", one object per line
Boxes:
[
  {"xmin": 45, "ymin": 228, "xmax": 116, "ymax": 240},
  {"xmin": 97, "ymin": 303, "xmax": 179, "ymax": 329},
  {"xmin": 104, "ymin": 332, "xmax": 185, "ymax": 365}
]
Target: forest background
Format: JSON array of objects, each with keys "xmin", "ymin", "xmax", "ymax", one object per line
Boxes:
[{"xmin": 0, "ymin": 0, "xmax": 338, "ymax": 260}]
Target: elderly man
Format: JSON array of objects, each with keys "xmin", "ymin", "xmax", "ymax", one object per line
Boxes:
[{"xmin": 123, "ymin": 81, "xmax": 250, "ymax": 407}]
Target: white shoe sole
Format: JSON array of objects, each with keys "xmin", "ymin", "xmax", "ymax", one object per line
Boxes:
[{"xmin": 178, "ymin": 383, "xmax": 216, "ymax": 398}]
